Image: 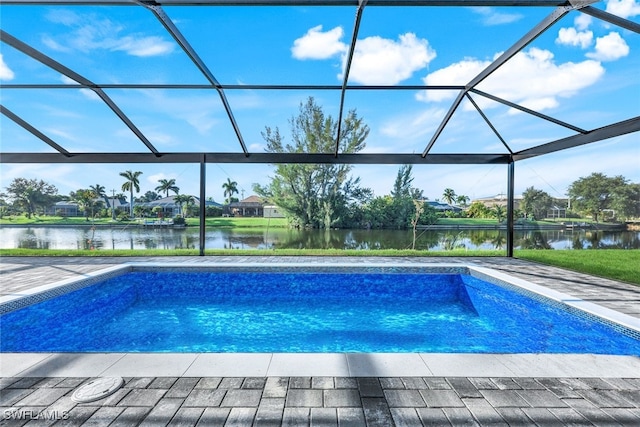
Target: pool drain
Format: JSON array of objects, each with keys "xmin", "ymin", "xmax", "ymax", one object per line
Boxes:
[{"xmin": 72, "ymin": 377, "xmax": 125, "ymax": 403}]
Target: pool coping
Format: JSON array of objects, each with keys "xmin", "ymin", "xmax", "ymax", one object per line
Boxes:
[{"xmin": 2, "ymin": 262, "xmax": 640, "ymax": 378}]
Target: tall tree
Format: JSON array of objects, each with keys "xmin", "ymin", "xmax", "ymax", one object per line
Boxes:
[
  {"xmin": 492, "ymin": 204, "xmax": 506, "ymax": 223},
  {"xmin": 521, "ymin": 186, "xmax": 553, "ymax": 220},
  {"xmin": 89, "ymin": 184, "xmax": 106, "ymax": 199},
  {"xmin": 254, "ymin": 97, "xmax": 369, "ymax": 229},
  {"xmin": 611, "ymin": 182, "xmax": 640, "ymax": 220},
  {"xmin": 222, "ymin": 178, "xmax": 239, "ymax": 204},
  {"xmin": 391, "ymin": 165, "xmax": 414, "ymax": 199},
  {"xmin": 442, "ymin": 188, "xmax": 456, "ymax": 205},
  {"xmin": 155, "ymin": 178, "xmax": 179, "ymax": 197},
  {"xmin": 71, "ymin": 189, "xmax": 102, "ymax": 220},
  {"xmin": 89, "ymin": 184, "xmax": 107, "ymax": 214},
  {"xmin": 139, "ymin": 191, "xmax": 161, "ymax": 203},
  {"xmin": 567, "ymin": 173, "xmax": 628, "ymax": 221},
  {"xmin": 173, "ymin": 194, "xmax": 195, "ymax": 217},
  {"xmin": 389, "ymin": 165, "xmax": 416, "ymax": 229},
  {"xmin": 455, "ymin": 194, "xmax": 470, "ymax": 207},
  {"xmin": 5, "ymin": 178, "xmax": 58, "ymax": 218},
  {"xmin": 120, "ymin": 170, "xmax": 143, "ymax": 217}
]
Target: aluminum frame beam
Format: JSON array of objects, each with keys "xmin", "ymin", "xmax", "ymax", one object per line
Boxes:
[
  {"xmin": 581, "ymin": 5, "xmax": 640, "ymax": 34},
  {"xmin": 469, "ymin": 89, "xmax": 587, "ymax": 134},
  {"xmin": 421, "ymin": 4, "xmax": 578, "ymax": 157},
  {"xmin": 0, "ymin": 152, "xmax": 511, "ymax": 164},
  {"xmin": 0, "ymin": 30, "xmax": 161, "ymax": 156},
  {"xmin": 0, "ymin": 105, "xmax": 72, "ymax": 157},
  {"xmin": 0, "ymin": 1, "xmax": 574, "ymax": 6},
  {"xmin": 0, "ymin": 84, "xmax": 467, "ymax": 91},
  {"xmin": 513, "ymin": 116, "xmax": 640, "ymax": 160},
  {"xmin": 334, "ymin": 0, "xmax": 367, "ymax": 157},
  {"xmin": 465, "ymin": 94, "xmax": 513, "ymax": 154},
  {"xmin": 139, "ymin": 1, "xmax": 249, "ymax": 156}
]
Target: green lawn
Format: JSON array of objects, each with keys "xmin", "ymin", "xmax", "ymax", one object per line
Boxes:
[{"xmin": 516, "ymin": 249, "xmax": 640, "ymax": 286}]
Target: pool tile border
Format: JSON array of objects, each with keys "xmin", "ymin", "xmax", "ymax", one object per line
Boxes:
[
  {"xmin": 0, "ymin": 264, "xmax": 131, "ymax": 315},
  {"xmin": 468, "ymin": 266, "xmax": 640, "ymax": 338},
  {"xmin": 3, "ymin": 352, "xmax": 640, "ymax": 378}
]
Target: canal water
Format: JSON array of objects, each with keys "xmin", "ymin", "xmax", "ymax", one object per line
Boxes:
[{"xmin": 1, "ymin": 225, "xmax": 638, "ymax": 251}]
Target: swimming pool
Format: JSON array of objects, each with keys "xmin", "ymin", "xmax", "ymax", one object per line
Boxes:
[{"xmin": 1, "ymin": 264, "xmax": 639, "ymax": 354}]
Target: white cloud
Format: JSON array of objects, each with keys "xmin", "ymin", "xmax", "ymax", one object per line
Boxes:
[
  {"xmin": 345, "ymin": 33, "xmax": 436, "ymax": 85},
  {"xmin": 556, "ymin": 27, "xmax": 593, "ymax": 49},
  {"xmin": 111, "ymin": 36, "xmax": 175, "ymax": 57},
  {"xmin": 43, "ymin": 9, "xmax": 174, "ymax": 57},
  {"xmin": 419, "ymin": 48, "xmax": 605, "ymax": 112},
  {"xmin": 605, "ymin": 0, "xmax": 640, "ymax": 18},
  {"xmin": 378, "ymin": 107, "xmax": 446, "ymax": 142},
  {"xmin": 574, "ymin": 14, "xmax": 592, "ymax": 31},
  {"xmin": 417, "ymin": 59, "xmax": 485, "ymax": 102},
  {"xmin": 43, "ymin": 127, "xmax": 79, "ymax": 142},
  {"xmin": 42, "ymin": 35, "xmax": 72, "ymax": 53},
  {"xmin": 470, "ymin": 7, "xmax": 523, "ymax": 25},
  {"xmin": 0, "ymin": 54, "xmax": 15, "ymax": 80},
  {"xmin": 291, "ymin": 25, "xmax": 347, "ymax": 60},
  {"xmin": 586, "ymin": 32, "xmax": 630, "ymax": 61},
  {"xmin": 291, "ymin": 26, "xmax": 435, "ymax": 85},
  {"xmin": 248, "ymin": 143, "xmax": 265, "ymax": 152}
]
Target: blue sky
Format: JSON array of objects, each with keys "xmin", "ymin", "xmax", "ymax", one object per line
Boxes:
[{"xmin": 1, "ymin": 1, "xmax": 638, "ymax": 204}]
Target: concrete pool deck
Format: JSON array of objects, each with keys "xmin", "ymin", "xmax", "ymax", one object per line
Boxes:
[{"xmin": 1, "ymin": 255, "xmax": 640, "ymax": 425}]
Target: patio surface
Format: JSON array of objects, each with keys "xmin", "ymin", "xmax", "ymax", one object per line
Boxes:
[{"xmin": 1, "ymin": 255, "xmax": 640, "ymax": 426}]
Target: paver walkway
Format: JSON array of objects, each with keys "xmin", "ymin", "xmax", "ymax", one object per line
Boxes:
[
  {"xmin": 2, "ymin": 375, "xmax": 640, "ymax": 426},
  {"xmin": 1, "ymin": 256, "xmax": 640, "ymax": 426}
]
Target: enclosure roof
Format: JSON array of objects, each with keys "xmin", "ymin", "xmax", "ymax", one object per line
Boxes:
[{"xmin": 1, "ymin": 0, "xmax": 638, "ymax": 165}]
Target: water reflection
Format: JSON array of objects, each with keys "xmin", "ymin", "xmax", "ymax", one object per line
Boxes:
[{"xmin": 1, "ymin": 226, "xmax": 638, "ymax": 251}]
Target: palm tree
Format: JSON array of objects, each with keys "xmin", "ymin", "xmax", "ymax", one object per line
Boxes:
[
  {"xmin": 182, "ymin": 195, "xmax": 196, "ymax": 217},
  {"xmin": 173, "ymin": 194, "xmax": 190, "ymax": 217},
  {"xmin": 493, "ymin": 205, "xmax": 506, "ymax": 223},
  {"xmin": 89, "ymin": 184, "xmax": 107, "ymax": 216},
  {"xmin": 222, "ymin": 178, "xmax": 239, "ymax": 204},
  {"xmin": 442, "ymin": 188, "xmax": 456, "ymax": 205},
  {"xmin": 455, "ymin": 194, "xmax": 470, "ymax": 207},
  {"xmin": 89, "ymin": 184, "xmax": 106, "ymax": 199},
  {"xmin": 72, "ymin": 189, "xmax": 100, "ymax": 221},
  {"xmin": 120, "ymin": 170, "xmax": 143, "ymax": 217},
  {"xmin": 155, "ymin": 178, "xmax": 179, "ymax": 197},
  {"xmin": 89, "ymin": 184, "xmax": 107, "ymax": 213}
]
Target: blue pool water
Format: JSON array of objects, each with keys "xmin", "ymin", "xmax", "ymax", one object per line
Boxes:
[{"xmin": 1, "ymin": 271, "xmax": 639, "ymax": 353}]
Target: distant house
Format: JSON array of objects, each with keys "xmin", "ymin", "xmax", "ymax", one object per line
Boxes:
[
  {"xmin": 473, "ymin": 194, "xmax": 570, "ymax": 218},
  {"xmin": 426, "ymin": 201, "xmax": 462, "ymax": 213},
  {"xmin": 547, "ymin": 198, "xmax": 569, "ymax": 218},
  {"xmin": 264, "ymin": 205, "xmax": 286, "ymax": 218},
  {"xmin": 47, "ymin": 201, "xmax": 79, "ymax": 217},
  {"xmin": 141, "ymin": 196, "xmax": 222, "ymax": 217},
  {"xmin": 101, "ymin": 195, "xmax": 128, "ymax": 212},
  {"xmin": 227, "ymin": 195, "xmax": 264, "ymax": 217},
  {"xmin": 472, "ymin": 194, "xmax": 523, "ymax": 211}
]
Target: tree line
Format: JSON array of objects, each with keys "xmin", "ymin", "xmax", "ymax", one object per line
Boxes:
[
  {"xmin": 0, "ymin": 173, "xmax": 242, "ymax": 220},
  {"xmin": 253, "ymin": 98, "xmax": 639, "ymax": 228},
  {"xmin": 2, "ymin": 98, "xmax": 638, "ymax": 225}
]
